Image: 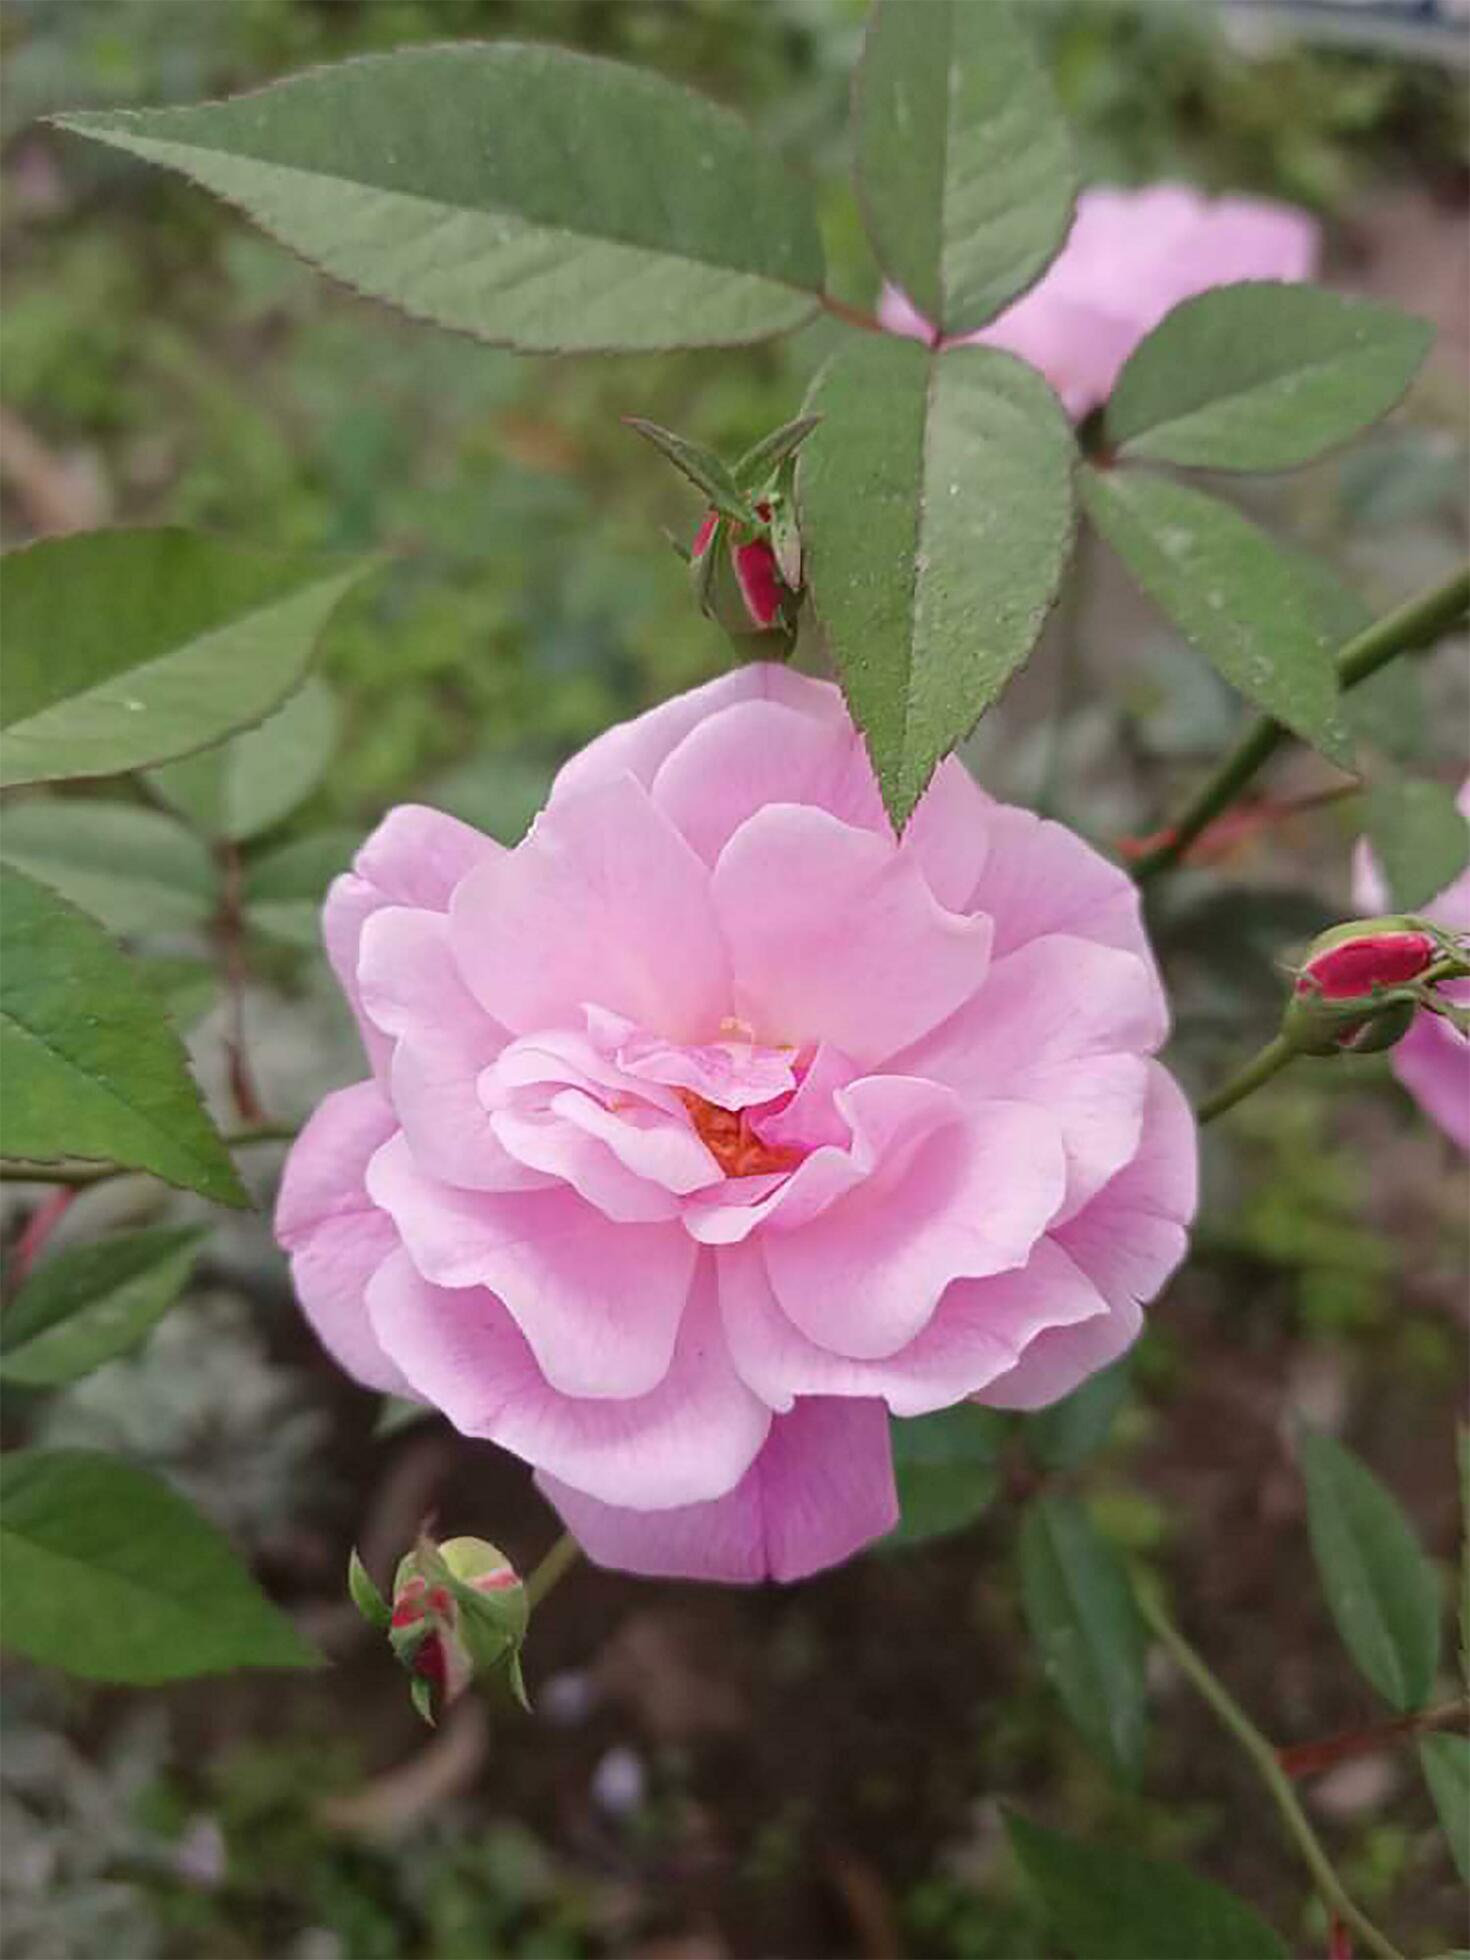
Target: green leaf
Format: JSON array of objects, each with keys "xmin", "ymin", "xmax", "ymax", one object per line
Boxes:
[
  {"xmin": 734, "ymin": 414, "xmax": 822, "ymax": 490},
  {"xmin": 0, "ymin": 1228, "xmax": 204, "ymax": 1387},
  {"xmin": 886, "ymin": 1405, "xmax": 1008, "ymax": 1548},
  {"xmin": 1080, "ymin": 467, "xmax": 1351, "ymax": 763},
  {"xmin": 1299, "ymin": 1429, "xmax": 1441, "ymax": 1711},
  {"xmin": 148, "ymin": 675, "xmax": 339, "ymax": 843},
  {"xmin": 53, "ymin": 45, "xmax": 824, "ymax": 354},
  {"xmin": 1028, "ymin": 1360, "xmax": 1132, "ymax": 1472},
  {"xmin": 1420, "ymin": 1733, "xmax": 1470, "ymax": 1885},
  {"xmin": 1107, "ymin": 284, "xmax": 1433, "ymax": 472},
  {"xmin": 0, "ymin": 867, "xmax": 246, "ymax": 1206},
  {"xmin": 0, "ymin": 1449, "xmax": 319, "ymax": 1682},
  {"xmin": 1363, "ymin": 776, "xmax": 1470, "ymax": 911},
  {"xmin": 1019, "ymin": 1494, "xmax": 1148, "ymax": 1781},
  {"xmin": 242, "ymin": 827, "xmax": 360, "ymax": 948},
  {"xmin": 138, "ymin": 956, "xmax": 218, "ymax": 1032},
  {"xmin": 348, "ymin": 1547, "xmax": 391, "ymax": 1632},
  {"xmin": 800, "ymin": 335, "xmax": 1075, "ymax": 828},
  {"xmin": 0, "ymin": 530, "xmax": 373, "ymax": 788},
  {"xmin": 1007, "ymin": 1813, "xmax": 1287, "ymax": 1960},
  {"xmin": 625, "ymin": 420, "xmax": 754, "ymax": 525},
  {"xmin": 0, "ymin": 798, "xmax": 216, "ymax": 937},
  {"xmin": 855, "ymin": 0, "xmax": 1075, "ymax": 336}
]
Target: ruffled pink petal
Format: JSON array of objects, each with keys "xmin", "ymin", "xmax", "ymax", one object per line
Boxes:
[
  {"xmin": 713, "ymin": 805, "xmax": 991, "ymax": 1064},
  {"xmin": 898, "ymin": 934, "xmax": 1162, "ymax": 1220},
  {"xmin": 766, "ymin": 1089, "xmax": 1067, "ymax": 1359},
  {"xmin": 651, "ymin": 693, "xmax": 989, "ymax": 911},
  {"xmin": 720, "ymin": 1235, "xmax": 1104, "ymax": 1416},
  {"xmin": 965, "ymin": 803, "xmax": 1155, "ymax": 966},
  {"xmin": 275, "ymin": 1081, "xmax": 410, "ymax": 1394},
  {"xmin": 355, "ymin": 803, "xmax": 501, "ymax": 910},
  {"xmin": 538, "ymin": 1396, "xmax": 897, "ymax": 1583},
  {"xmin": 368, "ymin": 1251, "xmax": 769, "ymax": 1509},
  {"xmin": 550, "ymin": 663, "xmax": 842, "ymax": 805},
  {"xmin": 552, "ymin": 1089, "xmax": 722, "ymax": 1196},
  {"xmin": 322, "ymin": 806, "xmax": 500, "ymax": 1077},
  {"xmin": 489, "ymin": 1096, "xmax": 685, "ymax": 1223},
  {"xmin": 365, "ymin": 1131, "xmax": 697, "ymax": 1397},
  {"xmin": 451, "ymin": 774, "xmax": 729, "ymax": 1043},
  {"xmin": 589, "ymin": 1006, "xmax": 798, "ymax": 1110},
  {"xmin": 354, "ymin": 906, "xmax": 539, "ymax": 1192}
]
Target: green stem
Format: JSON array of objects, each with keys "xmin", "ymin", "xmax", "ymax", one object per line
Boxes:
[
  {"xmin": 1135, "ymin": 1582, "xmax": 1406, "ymax": 1960},
  {"xmin": 0, "ymin": 1124, "xmax": 299, "ymax": 1187},
  {"xmin": 1133, "ymin": 564, "xmax": 1470, "ymax": 883},
  {"xmin": 1197, "ymin": 1034, "xmax": 1297, "ymax": 1125},
  {"xmin": 525, "ymin": 1531, "xmax": 582, "ymax": 1610}
]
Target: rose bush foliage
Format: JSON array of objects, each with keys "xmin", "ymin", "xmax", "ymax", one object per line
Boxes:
[{"xmin": 278, "ymin": 667, "xmax": 1196, "ymax": 1581}]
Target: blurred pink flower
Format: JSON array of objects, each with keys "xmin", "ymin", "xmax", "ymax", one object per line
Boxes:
[
  {"xmin": 278, "ymin": 668, "xmax": 1195, "ymax": 1582},
  {"xmin": 1353, "ymin": 780, "xmax": 1470, "ymax": 1150},
  {"xmin": 879, "ymin": 183, "xmax": 1319, "ymax": 419}
]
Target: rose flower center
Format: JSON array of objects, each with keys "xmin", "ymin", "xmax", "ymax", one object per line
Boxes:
[{"xmin": 677, "ymin": 1089, "xmax": 804, "ymax": 1180}]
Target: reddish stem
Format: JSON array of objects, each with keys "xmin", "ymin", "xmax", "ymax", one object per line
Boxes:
[
  {"xmin": 6, "ymin": 1188, "xmax": 77, "ymax": 1289},
  {"xmin": 818, "ymin": 292, "xmax": 886, "ymax": 336},
  {"xmin": 1119, "ymin": 782, "xmax": 1359, "ymax": 867},
  {"xmin": 1277, "ymin": 1700, "xmax": 1467, "ymax": 1780}
]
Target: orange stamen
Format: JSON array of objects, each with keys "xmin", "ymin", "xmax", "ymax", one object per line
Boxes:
[{"xmin": 678, "ymin": 1090, "xmax": 801, "ymax": 1179}]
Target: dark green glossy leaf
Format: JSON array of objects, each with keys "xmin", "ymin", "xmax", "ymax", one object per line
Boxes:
[
  {"xmin": 1108, "ymin": 285, "xmax": 1433, "ymax": 472},
  {"xmin": 855, "ymin": 0, "xmax": 1074, "ymax": 335},
  {"xmin": 1299, "ymin": 1429, "xmax": 1440, "ymax": 1711},
  {"xmin": 1019, "ymin": 1494, "xmax": 1147, "ymax": 1781},
  {"xmin": 0, "ymin": 530, "xmax": 372, "ymax": 788},
  {"xmin": 800, "ymin": 335, "xmax": 1075, "ymax": 828},
  {"xmin": 1362, "ymin": 776, "xmax": 1470, "ymax": 912},
  {"xmin": 0, "ymin": 1449, "xmax": 320, "ymax": 1681},
  {"xmin": 148, "ymin": 675, "xmax": 339, "ymax": 843},
  {"xmin": 0, "ymin": 868, "xmax": 245, "ymax": 1206},
  {"xmin": 886, "ymin": 1405, "xmax": 1008, "ymax": 1548},
  {"xmin": 1420, "ymin": 1733, "xmax": 1470, "ymax": 1885},
  {"xmin": 54, "ymin": 45, "xmax": 824, "ymax": 353},
  {"xmin": 0, "ymin": 798, "xmax": 215, "ymax": 937},
  {"xmin": 1007, "ymin": 1813, "xmax": 1287, "ymax": 1959},
  {"xmin": 0, "ymin": 1228, "xmax": 204, "ymax": 1387},
  {"xmin": 1081, "ymin": 467, "xmax": 1351, "ymax": 763}
]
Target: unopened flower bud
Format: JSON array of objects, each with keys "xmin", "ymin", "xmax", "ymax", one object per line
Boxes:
[
  {"xmin": 1284, "ymin": 918, "xmax": 1439, "ymax": 1056},
  {"xmin": 691, "ymin": 501, "xmax": 799, "ymax": 650},
  {"xmin": 354, "ymin": 1533, "xmax": 528, "ymax": 1724}
]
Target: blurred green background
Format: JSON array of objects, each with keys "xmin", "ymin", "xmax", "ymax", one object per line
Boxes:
[{"xmin": 1, "ymin": 4, "xmax": 1466, "ymax": 1956}]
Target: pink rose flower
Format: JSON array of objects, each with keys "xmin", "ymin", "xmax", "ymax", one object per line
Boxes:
[
  {"xmin": 1353, "ymin": 781, "xmax": 1470, "ymax": 1150},
  {"xmin": 879, "ymin": 183, "xmax": 1319, "ymax": 419},
  {"xmin": 277, "ymin": 667, "xmax": 1196, "ymax": 1583}
]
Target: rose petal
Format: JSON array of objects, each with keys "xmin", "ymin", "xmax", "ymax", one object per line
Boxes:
[
  {"xmin": 365, "ymin": 1132, "xmax": 697, "ymax": 1397},
  {"xmin": 713, "ymin": 805, "xmax": 991, "ymax": 1064},
  {"xmin": 452, "ymin": 774, "xmax": 730, "ymax": 1042},
  {"xmin": 369, "ymin": 1251, "xmax": 769, "ymax": 1509},
  {"xmin": 275, "ymin": 1081, "xmax": 409, "ymax": 1394},
  {"xmin": 538, "ymin": 1396, "xmax": 897, "ymax": 1583}
]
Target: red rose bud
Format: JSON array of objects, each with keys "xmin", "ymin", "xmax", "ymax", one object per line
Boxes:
[
  {"xmin": 1284, "ymin": 918, "xmax": 1439, "ymax": 1056},
  {"xmin": 386, "ymin": 1534, "xmax": 527, "ymax": 1723},
  {"xmin": 1295, "ymin": 925, "xmax": 1436, "ymax": 1001},
  {"xmin": 690, "ymin": 501, "xmax": 799, "ymax": 649}
]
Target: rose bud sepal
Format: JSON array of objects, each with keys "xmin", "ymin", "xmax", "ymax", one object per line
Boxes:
[{"xmin": 388, "ymin": 1533, "xmax": 529, "ymax": 1724}]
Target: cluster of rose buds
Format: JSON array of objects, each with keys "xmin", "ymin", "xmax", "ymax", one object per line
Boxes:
[
  {"xmin": 350, "ymin": 1533, "xmax": 528, "ymax": 1724},
  {"xmin": 1282, "ymin": 917, "xmax": 1469, "ymax": 1058},
  {"xmin": 626, "ymin": 412, "xmax": 814, "ymax": 653}
]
